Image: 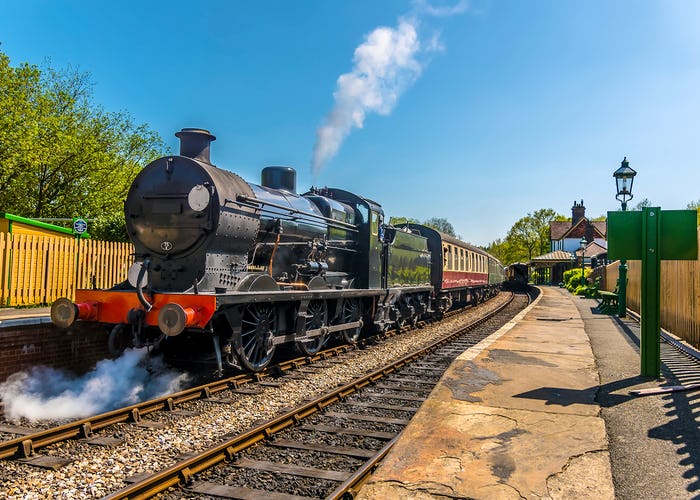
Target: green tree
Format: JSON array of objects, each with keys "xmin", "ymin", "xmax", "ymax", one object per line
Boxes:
[
  {"xmin": 391, "ymin": 216, "xmax": 457, "ymax": 237},
  {"xmin": 389, "ymin": 216, "xmax": 419, "ymax": 226},
  {"xmin": 489, "ymin": 208, "xmax": 562, "ymax": 264},
  {"xmin": 530, "ymin": 208, "xmax": 558, "ymax": 256},
  {"xmin": 687, "ymin": 200, "xmax": 700, "ymax": 225},
  {"xmin": 422, "ymin": 217, "xmax": 456, "ymax": 236},
  {"xmin": 485, "ymin": 237, "xmax": 528, "ymax": 265},
  {"xmin": 507, "ymin": 216, "xmax": 539, "ymax": 260},
  {"xmin": 0, "ymin": 51, "xmax": 165, "ymax": 241},
  {"xmin": 632, "ymin": 198, "xmax": 652, "ymax": 210}
]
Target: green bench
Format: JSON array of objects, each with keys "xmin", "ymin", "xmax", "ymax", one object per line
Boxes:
[
  {"xmin": 596, "ymin": 278, "xmax": 625, "ymax": 314},
  {"xmin": 598, "ymin": 290, "xmax": 618, "ymax": 313}
]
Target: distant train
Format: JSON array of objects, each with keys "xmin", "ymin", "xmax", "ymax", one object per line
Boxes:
[
  {"xmin": 51, "ymin": 128, "xmax": 504, "ymax": 373},
  {"xmin": 504, "ymin": 263, "xmax": 529, "ymax": 291}
]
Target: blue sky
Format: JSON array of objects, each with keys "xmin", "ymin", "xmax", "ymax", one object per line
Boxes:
[{"xmin": 1, "ymin": 0, "xmax": 699, "ymax": 246}]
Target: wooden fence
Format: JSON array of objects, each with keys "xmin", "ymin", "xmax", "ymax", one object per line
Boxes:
[
  {"xmin": 598, "ymin": 228, "xmax": 700, "ymax": 349},
  {"xmin": 0, "ymin": 233, "xmax": 134, "ymax": 307}
]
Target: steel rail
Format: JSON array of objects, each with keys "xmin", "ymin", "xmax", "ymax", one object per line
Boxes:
[
  {"xmin": 0, "ymin": 304, "xmax": 452, "ymax": 460},
  {"xmin": 0, "ymin": 344, "xmax": 355, "ymax": 460},
  {"xmin": 625, "ymin": 308, "xmax": 700, "ymax": 363},
  {"xmin": 325, "ymin": 435, "xmax": 401, "ymax": 500},
  {"xmin": 103, "ymin": 292, "xmax": 515, "ymax": 499}
]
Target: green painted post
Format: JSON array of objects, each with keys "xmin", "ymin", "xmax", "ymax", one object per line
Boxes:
[
  {"xmin": 640, "ymin": 207, "xmax": 661, "ymax": 377},
  {"xmin": 618, "ymin": 260, "xmax": 628, "ymax": 317}
]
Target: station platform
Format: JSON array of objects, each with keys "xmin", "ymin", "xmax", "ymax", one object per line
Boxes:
[
  {"xmin": 359, "ymin": 286, "xmax": 700, "ymax": 500},
  {"xmin": 0, "ymin": 306, "xmax": 51, "ymax": 327}
]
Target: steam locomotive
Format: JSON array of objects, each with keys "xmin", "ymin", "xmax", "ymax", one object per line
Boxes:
[{"xmin": 51, "ymin": 128, "xmax": 504, "ymax": 373}]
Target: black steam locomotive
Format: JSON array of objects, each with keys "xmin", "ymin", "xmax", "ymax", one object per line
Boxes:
[{"xmin": 51, "ymin": 128, "xmax": 503, "ymax": 373}]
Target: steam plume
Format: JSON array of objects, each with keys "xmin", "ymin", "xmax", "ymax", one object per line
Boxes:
[
  {"xmin": 0, "ymin": 349, "xmax": 189, "ymax": 421},
  {"xmin": 311, "ymin": 1, "xmax": 467, "ymax": 174}
]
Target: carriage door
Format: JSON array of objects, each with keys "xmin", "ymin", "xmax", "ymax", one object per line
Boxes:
[{"xmin": 368, "ymin": 210, "xmax": 383, "ymax": 288}]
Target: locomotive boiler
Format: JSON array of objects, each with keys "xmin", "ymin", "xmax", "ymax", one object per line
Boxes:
[{"xmin": 51, "ymin": 128, "xmax": 437, "ymax": 373}]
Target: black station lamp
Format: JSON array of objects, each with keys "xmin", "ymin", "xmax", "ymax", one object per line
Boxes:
[
  {"xmin": 613, "ymin": 157, "xmax": 637, "ymax": 211},
  {"xmin": 613, "ymin": 157, "xmax": 637, "ymax": 317}
]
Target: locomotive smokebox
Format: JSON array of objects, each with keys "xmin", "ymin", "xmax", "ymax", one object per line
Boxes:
[
  {"xmin": 262, "ymin": 166, "xmax": 296, "ymax": 194},
  {"xmin": 175, "ymin": 128, "xmax": 216, "ymax": 164}
]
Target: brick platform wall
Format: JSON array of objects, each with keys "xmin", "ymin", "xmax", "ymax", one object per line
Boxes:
[{"xmin": 0, "ymin": 323, "xmax": 111, "ymax": 383}]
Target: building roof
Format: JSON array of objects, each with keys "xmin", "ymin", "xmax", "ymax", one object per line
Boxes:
[
  {"xmin": 528, "ymin": 250, "xmax": 575, "ymax": 268},
  {"xmin": 550, "ymin": 218, "xmax": 607, "ymax": 241},
  {"xmin": 592, "ymin": 221, "xmax": 607, "ymax": 236},
  {"xmin": 550, "ymin": 221, "xmax": 571, "ymax": 240},
  {"xmin": 576, "ymin": 241, "xmax": 608, "ymax": 258}
]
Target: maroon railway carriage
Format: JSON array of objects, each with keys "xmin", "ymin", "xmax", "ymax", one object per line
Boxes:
[{"xmin": 401, "ymin": 224, "xmax": 504, "ymax": 313}]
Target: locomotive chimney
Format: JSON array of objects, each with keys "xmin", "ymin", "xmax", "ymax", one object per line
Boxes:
[
  {"xmin": 175, "ymin": 128, "xmax": 216, "ymax": 164},
  {"xmin": 261, "ymin": 166, "xmax": 297, "ymax": 193}
]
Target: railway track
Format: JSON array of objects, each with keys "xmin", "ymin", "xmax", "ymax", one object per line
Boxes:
[
  {"xmin": 0, "ymin": 344, "xmax": 357, "ymax": 461},
  {"xmin": 103, "ymin": 291, "xmax": 531, "ymax": 499},
  {"xmin": 0, "ymin": 296, "xmax": 495, "ymax": 461},
  {"xmin": 0, "ymin": 291, "xmax": 525, "ymax": 497}
]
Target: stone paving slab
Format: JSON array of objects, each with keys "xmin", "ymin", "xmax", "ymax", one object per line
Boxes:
[
  {"xmin": 0, "ymin": 307, "xmax": 50, "ymax": 319},
  {"xmin": 358, "ymin": 287, "xmax": 614, "ymax": 500}
]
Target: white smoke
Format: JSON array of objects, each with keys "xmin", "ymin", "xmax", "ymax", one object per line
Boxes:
[
  {"xmin": 0, "ymin": 349, "xmax": 190, "ymax": 422},
  {"xmin": 311, "ymin": 1, "xmax": 468, "ymax": 174}
]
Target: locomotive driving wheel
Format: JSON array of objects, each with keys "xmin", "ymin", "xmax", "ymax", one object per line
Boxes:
[
  {"xmin": 296, "ymin": 300, "xmax": 328, "ymax": 356},
  {"xmin": 108, "ymin": 323, "xmax": 130, "ymax": 357},
  {"xmin": 341, "ymin": 299, "xmax": 362, "ymax": 344},
  {"xmin": 235, "ymin": 303, "xmax": 276, "ymax": 371}
]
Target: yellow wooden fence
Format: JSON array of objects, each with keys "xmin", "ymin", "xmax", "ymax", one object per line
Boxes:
[
  {"xmin": 601, "ymin": 228, "xmax": 700, "ymax": 349},
  {"xmin": 0, "ymin": 233, "xmax": 134, "ymax": 307}
]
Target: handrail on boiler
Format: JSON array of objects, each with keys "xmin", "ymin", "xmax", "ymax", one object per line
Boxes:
[{"xmin": 230, "ymin": 195, "xmax": 358, "ymax": 232}]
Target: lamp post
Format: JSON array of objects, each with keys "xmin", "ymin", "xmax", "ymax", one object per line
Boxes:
[
  {"xmin": 580, "ymin": 237, "xmax": 587, "ymax": 287},
  {"xmin": 613, "ymin": 157, "xmax": 637, "ymax": 317}
]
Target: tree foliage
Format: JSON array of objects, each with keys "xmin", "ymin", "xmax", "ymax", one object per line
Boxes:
[
  {"xmin": 0, "ymin": 50, "xmax": 165, "ymax": 240},
  {"xmin": 486, "ymin": 208, "xmax": 562, "ymax": 265},
  {"xmin": 388, "ymin": 216, "xmax": 419, "ymax": 226},
  {"xmin": 687, "ymin": 200, "xmax": 700, "ymax": 225},
  {"xmin": 388, "ymin": 216, "xmax": 456, "ymax": 237},
  {"xmin": 632, "ymin": 198, "xmax": 652, "ymax": 210},
  {"xmin": 422, "ymin": 217, "xmax": 456, "ymax": 236}
]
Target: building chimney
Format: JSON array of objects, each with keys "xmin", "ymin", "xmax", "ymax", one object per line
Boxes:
[
  {"xmin": 175, "ymin": 128, "xmax": 216, "ymax": 164},
  {"xmin": 572, "ymin": 199, "xmax": 586, "ymax": 225}
]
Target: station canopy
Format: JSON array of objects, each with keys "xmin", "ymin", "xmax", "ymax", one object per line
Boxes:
[{"xmin": 528, "ymin": 250, "xmax": 574, "ymax": 269}]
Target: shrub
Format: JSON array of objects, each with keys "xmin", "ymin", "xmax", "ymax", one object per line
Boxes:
[{"xmin": 565, "ymin": 268, "xmax": 592, "ymax": 295}]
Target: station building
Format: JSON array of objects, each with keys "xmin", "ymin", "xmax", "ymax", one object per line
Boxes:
[{"xmin": 530, "ymin": 201, "xmax": 609, "ymax": 284}]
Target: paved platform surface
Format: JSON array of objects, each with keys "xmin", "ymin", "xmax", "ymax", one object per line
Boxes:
[
  {"xmin": 359, "ymin": 286, "xmax": 700, "ymax": 499},
  {"xmin": 0, "ymin": 306, "xmax": 51, "ymax": 327}
]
